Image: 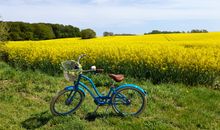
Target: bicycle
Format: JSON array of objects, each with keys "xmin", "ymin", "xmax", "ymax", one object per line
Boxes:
[{"xmin": 50, "ymin": 54, "xmax": 148, "ymax": 116}]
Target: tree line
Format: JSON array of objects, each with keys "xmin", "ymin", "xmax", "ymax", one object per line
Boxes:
[
  {"xmin": 144, "ymin": 29, "xmax": 208, "ymax": 35},
  {"xmin": 1, "ymin": 20, "xmax": 210, "ymax": 41},
  {"xmin": 103, "ymin": 32, "xmax": 136, "ymax": 36},
  {"xmin": 103, "ymin": 29, "xmax": 209, "ymax": 37},
  {"xmin": 3, "ymin": 21, "xmax": 82, "ymax": 41}
]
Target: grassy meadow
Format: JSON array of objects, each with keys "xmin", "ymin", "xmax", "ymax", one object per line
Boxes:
[{"xmin": 0, "ymin": 61, "xmax": 220, "ymax": 130}]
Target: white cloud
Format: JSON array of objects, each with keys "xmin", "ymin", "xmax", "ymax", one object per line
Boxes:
[
  {"xmin": 90, "ymin": 0, "xmax": 112, "ymax": 4},
  {"xmin": 0, "ymin": 0, "xmax": 220, "ymax": 34}
]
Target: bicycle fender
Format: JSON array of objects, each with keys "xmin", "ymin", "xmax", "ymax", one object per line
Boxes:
[
  {"xmin": 115, "ymin": 84, "xmax": 148, "ymax": 96},
  {"xmin": 64, "ymin": 86, "xmax": 86, "ymax": 96}
]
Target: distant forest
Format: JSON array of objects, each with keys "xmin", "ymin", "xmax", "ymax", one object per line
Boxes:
[
  {"xmin": 103, "ymin": 29, "xmax": 208, "ymax": 37},
  {"xmin": 4, "ymin": 21, "xmax": 81, "ymax": 41},
  {"xmin": 2, "ymin": 21, "xmax": 209, "ymax": 41},
  {"xmin": 145, "ymin": 29, "xmax": 208, "ymax": 35}
]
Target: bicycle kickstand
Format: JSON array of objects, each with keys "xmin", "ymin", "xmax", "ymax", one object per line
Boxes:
[
  {"xmin": 105, "ymin": 105, "xmax": 110, "ymax": 113},
  {"xmin": 93, "ymin": 105, "xmax": 99, "ymax": 113}
]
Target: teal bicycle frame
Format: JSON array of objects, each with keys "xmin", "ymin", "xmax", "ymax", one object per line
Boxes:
[{"xmin": 64, "ymin": 74, "xmax": 147, "ymax": 106}]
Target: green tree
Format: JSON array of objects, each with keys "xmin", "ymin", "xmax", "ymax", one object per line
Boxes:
[
  {"xmin": 51, "ymin": 24, "xmax": 80, "ymax": 38},
  {"xmin": 81, "ymin": 28, "xmax": 96, "ymax": 39},
  {"xmin": 33, "ymin": 23, "xmax": 55, "ymax": 40},
  {"xmin": 0, "ymin": 16, "xmax": 9, "ymax": 61},
  {"xmin": 8, "ymin": 22, "xmax": 24, "ymax": 40},
  {"xmin": 64, "ymin": 25, "xmax": 81, "ymax": 37},
  {"xmin": 19, "ymin": 22, "xmax": 33, "ymax": 40},
  {"xmin": 0, "ymin": 21, "xmax": 8, "ymax": 42},
  {"xmin": 103, "ymin": 31, "xmax": 114, "ymax": 36},
  {"xmin": 191, "ymin": 29, "xmax": 208, "ymax": 33}
]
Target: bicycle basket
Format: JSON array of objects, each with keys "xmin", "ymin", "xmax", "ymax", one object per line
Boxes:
[{"xmin": 61, "ymin": 60, "xmax": 82, "ymax": 82}]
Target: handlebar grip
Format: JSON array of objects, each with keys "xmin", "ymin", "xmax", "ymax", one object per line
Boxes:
[{"xmin": 96, "ymin": 69, "xmax": 104, "ymax": 73}]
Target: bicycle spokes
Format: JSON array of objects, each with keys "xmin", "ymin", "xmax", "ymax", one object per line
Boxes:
[
  {"xmin": 112, "ymin": 88, "xmax": 145, "ymax": 115},
  {"xmin": 54, "ymin": 90, "xmax": 82, "ymax": 114},
  {"xmin": 65, "ymin": 91, "xmax": 77, "ymax": 105}
]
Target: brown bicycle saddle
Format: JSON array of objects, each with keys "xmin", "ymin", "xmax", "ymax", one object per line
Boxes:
[{"xmin": 109, "ymin": 74, "xmax": 124, "ymax": 82}]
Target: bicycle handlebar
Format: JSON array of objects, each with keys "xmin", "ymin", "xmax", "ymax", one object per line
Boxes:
[
  {"xmin": 77, "ymin": 54, "xmax": 104, "ymax": 73},
  {"xmin": 96, "ymin": 69, "xmax": 104, "ymax": 73},
  {"xmin": 77, "ymin": 54, "xmax": 87, "ymax": 64},
  {"xmin": 82, "ymin": 69, "xmax": 104, "ymax": 73}
]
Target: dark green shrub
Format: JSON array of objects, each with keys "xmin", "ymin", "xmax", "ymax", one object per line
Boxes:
[
  {"xmin": 81, "ymin": 29, "xmax": 96, "ymax": 39},
  {"xmin": 103, "ymin": 31, "xmax": 114, "ymax": 36}
]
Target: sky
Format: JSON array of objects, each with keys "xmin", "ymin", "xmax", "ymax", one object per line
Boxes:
[{"xmin": 0, "ymin": 0, "xmax": 220, "ymax": 35}]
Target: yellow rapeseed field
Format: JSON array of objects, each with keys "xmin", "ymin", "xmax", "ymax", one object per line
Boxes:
[{"xmin": 5, "ymin": 32, "xmax": 220, "ymax": 85}]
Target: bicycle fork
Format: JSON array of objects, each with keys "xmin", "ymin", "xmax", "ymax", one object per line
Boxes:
[{"xmin": 65, "ymin": 91, "xmax": 76, "ymax": 105}]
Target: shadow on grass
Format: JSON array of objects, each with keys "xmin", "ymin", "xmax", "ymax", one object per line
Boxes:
[
  {"xmin": 21, "ymin": 111, "xmax": 52, "ymax": 129},
  {"xmin": 84, "ymin": 112, "xmax": 122, "ymax": 121}
]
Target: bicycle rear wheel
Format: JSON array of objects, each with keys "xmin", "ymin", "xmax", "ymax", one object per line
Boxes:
[
  {"xmin": 111, "ymin": 87, "xmax": 146, "ymax": 116},
  {"xmin": 50, "ymin": 89, "xmax": 84, "ymax": 116}
]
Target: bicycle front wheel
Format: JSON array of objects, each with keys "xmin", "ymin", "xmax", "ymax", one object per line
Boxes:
[
  {"xmin": 50, "ymin": 89, "xmax": 85, "ymax": 116},
  {"xmin": 112, "ymin": 87, "xmax": 147, "ymax": 116}
]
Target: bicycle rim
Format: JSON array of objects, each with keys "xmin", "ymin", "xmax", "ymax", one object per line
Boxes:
[
  {"xmin": 51, "ymin": 89, "xmax": 84, "ymax": 115},
  {"xmin": 112, "ymin": 87, "xmax": 146, "ymax": 116}
]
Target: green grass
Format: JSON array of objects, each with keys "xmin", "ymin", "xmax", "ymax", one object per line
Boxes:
[{"xmin": 0, "ymin": 61, "xmax": 220, "ymax": 130}]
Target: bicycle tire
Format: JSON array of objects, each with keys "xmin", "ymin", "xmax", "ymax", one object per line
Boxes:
[
  {"xmin": 50, "ymin": 89, "xmax": 85, "ymax": 116},
  {"xmin": 111, "ymin": 87, "xmax": 147, "ymax": 116}
]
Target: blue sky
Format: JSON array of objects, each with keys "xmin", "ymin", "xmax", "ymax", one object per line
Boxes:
[{"xmin": 1, "ymin": 0, "xmax": 220, "ymax": 35}]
